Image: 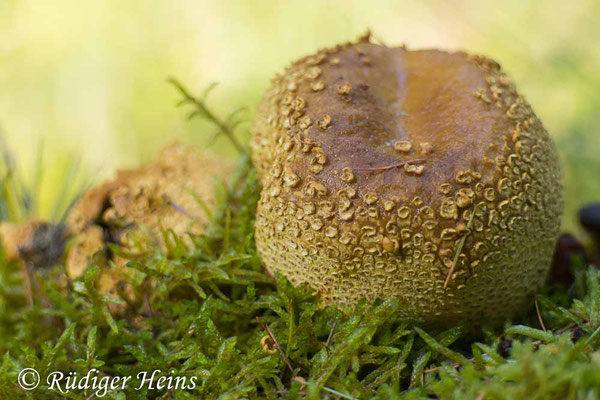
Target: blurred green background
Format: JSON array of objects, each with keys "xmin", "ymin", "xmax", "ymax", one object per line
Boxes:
[{"xmin": 0, "ymin": 0, "xmax": 598, "ymax": 232}]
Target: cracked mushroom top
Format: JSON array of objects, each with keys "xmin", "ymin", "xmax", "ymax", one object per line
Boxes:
[
  {"xmin": 253, "ymin": 39, "xmax": 523, "ymax": 210},
  {"xmin": 252, "ymin": 37, "xmax": 563, "ymax": 323}
]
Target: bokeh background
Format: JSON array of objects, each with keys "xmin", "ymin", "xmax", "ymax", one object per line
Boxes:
[{"xmin": 0, "ymin": 0, "xmax": 598, "ymax": 232}]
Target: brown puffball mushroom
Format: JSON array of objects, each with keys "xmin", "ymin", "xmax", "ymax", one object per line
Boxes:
[
  {"xmin": 252, "ymin": 36, "xmax": 563, "ymax": 325},
  {"xmin": 0, "ymin": 143, "xmax": 233, "ymax": 306},
  {"xmin": 64, "ymin": 143, "xmax": 234, "ymax": 300}
]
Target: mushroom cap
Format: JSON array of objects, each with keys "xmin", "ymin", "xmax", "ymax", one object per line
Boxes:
[{"xmin": 252, "ymin": 38, "xmax": 563, "ymax": 325}]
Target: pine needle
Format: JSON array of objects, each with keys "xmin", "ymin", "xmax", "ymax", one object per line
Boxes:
[{"xmin": 444, "ymin": 204, "xmax": 479, "ymax": 289}]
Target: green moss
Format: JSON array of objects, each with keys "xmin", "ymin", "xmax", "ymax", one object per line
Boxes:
[{"xmin": 0, "ymin": 86, "xmax": 599, "ymax": 399}]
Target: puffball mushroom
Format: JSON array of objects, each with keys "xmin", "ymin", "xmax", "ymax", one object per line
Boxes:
[
  {"xmin": 252, "ymin": 36, "xmax": 563, "ymax": 325},
  {"xmin": 0, "ymin": 144, "xmax": 233, "ymax": 305},
  {"xmin": 64, "ymin": 143, "xmax": 234, "ymax": 299}
]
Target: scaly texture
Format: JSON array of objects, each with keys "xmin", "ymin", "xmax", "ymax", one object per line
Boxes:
[
  {"xmin": 65, "ymin": 143, "xmax": 234, "ymax": 296},
  {"xmin": 252, "ymin": 37, "xmax": 563, "ymax": 324}
]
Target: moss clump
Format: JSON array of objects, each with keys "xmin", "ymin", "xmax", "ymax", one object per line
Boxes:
[
  {"xmin": 0, "ymin": 80, "xmax": 596, "ymax": 400},
  {"xmin": 0, "ymin": 154, "xmax": 598, "ymax": 399}
]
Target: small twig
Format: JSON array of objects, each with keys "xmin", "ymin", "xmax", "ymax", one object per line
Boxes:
[
  {"xmin": 534, "ymin": 298, "xmax": 547, "ymax": 332},
  {"xmin": 256, "ymin": 317, "xmax": 294, "ymax": 374},
  {"xmin": 21, "ymin": 262, "xmax": 34, "ymax": 307},
  {"xmin": 354, "ymin": 158, "xmax": 425, "ymax": 172},
  {"xmin": 142, "ymin": 277, "xmax": 155, "ymax": 321},
  {"xmin": 159, "ymin": 387, "xmax": 175, "ymax": 399},
  {"xmin": 286, "ymin": 123, "xmax": 315, "ymax": 146},
  {"xmin": 274, "ymin": 389, "xmax": 307, "ymax": 396},
  {"xmin": 444, "ymin": 204, "xmax": 479, "ymax": 289},
  {"xmin": 325, "ymin": 321, "xmax": 338, "ymax": 350},
  {"xmin": 423, "ymin": 362, "xmax": 461, "ymax": 374},
  {"xmin": 292, "ymin": 134, "xmax": 314, "ymax": 146},
  {"xmin": 556, "ymin": 322, "xmax": 578, "ymax": 335},
  {"xmin": 163, "ymin": 194, "xmax": 202, "ymax": 222},
  {"xmin": 423, "ymin": 357, "xmax": 479, "ymax": 375},
  {"xmin": 168, "ymin": 78, "xmax": 246, "ymax": 155},
  {"xmin": 143, "ymin": 290, "xmax": 153, "ymax": 317}
]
